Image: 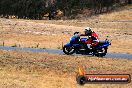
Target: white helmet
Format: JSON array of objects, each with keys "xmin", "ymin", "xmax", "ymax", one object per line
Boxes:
[
  {"xmin": 85, "ymin": 27, "xmax": 92, "ymax": 31},
  {"xmin": 84, "ymin": 27, "xmax": 92, "ymax": 35}
]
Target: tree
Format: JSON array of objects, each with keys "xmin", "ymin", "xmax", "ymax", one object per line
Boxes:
[
  {"xmin": 0, "ymin": 0, "xmax": 47, "ymax": 19},
  {"xmin": 0, "ymin": 0, "xmax": 130, "ymax": 19}
]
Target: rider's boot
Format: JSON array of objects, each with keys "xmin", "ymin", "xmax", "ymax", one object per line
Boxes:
[{"xmin": 87, "ymin": 44, "xmax": 92, "ymax": 50}]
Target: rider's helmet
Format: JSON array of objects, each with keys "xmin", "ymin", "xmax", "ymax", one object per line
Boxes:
[{"xmin": 84, "ymin": 27, "xmax": 92, "ymax": 35}]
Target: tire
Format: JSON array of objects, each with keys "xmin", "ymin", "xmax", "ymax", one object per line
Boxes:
[
  {"xmin": 76, "ymin": 75, "xmax": 86, "ymax": 85},
  {"xmin": 63, "ymin": 46, "xmax": 75, "ymax": 55},
  {"xmin": 95, "ymin": 48, "xmax": 107, "ymax": 57}
]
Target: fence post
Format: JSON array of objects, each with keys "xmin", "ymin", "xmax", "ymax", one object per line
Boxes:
[{"xmin": 2, "ymin": 41, "xmax": 4, "ymax": 46}]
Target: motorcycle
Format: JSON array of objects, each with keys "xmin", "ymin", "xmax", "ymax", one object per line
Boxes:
[{"xmin": 63, "ymin": 32, "xmax": 111, "ymax": 57}]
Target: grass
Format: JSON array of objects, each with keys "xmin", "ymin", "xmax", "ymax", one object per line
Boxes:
[
  {"xmin": 97, "ymin": 5, "xmax": 132, "ymax": 21},
  {"xmin": 0, "ymin": 50, "xmax": 132, "ymax": 88},
  {"xmin": 0, "ymin": 18, "xmax": 131, "ymax": 54},
  {"xmin": 0, "ymin": 5, "xmax": 132, "ymax": 54}
]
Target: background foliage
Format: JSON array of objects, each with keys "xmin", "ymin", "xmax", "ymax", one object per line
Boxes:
[{"xmin": 0, "ymin": 0, "xmax": 131, "ymax": 19}]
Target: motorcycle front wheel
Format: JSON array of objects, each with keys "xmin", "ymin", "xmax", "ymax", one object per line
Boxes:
[
  {"xmin": 94, "ymin": 48, "xmax": 107, "ymax": 57},
  {"xmin": 63, "ymin": 46, "xmax": 75, "ymax": 55}
]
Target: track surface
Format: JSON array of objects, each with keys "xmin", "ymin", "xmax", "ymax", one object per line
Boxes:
[{"xmin": 0, "ymin": 46, "xmax": 132, "ymax": 59}]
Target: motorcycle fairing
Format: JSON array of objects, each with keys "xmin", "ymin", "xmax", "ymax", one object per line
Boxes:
[
  {"xmin": 97, "ymin": 43, "xmax": 110, "ymax": 49},
  {"xmin": 64, "ymin": 42, "xmax": 81, "ymax": 47}
]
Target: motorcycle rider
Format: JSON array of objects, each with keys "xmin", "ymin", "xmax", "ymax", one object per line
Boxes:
[{"xmin": 80, "ymin": 27, "xmax": 99, "ymax": 49}]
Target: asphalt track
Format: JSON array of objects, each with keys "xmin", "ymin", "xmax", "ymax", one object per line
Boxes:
[{"xmin": 0, "ymin": 46, "xmax": 132, "ymax": 59}]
